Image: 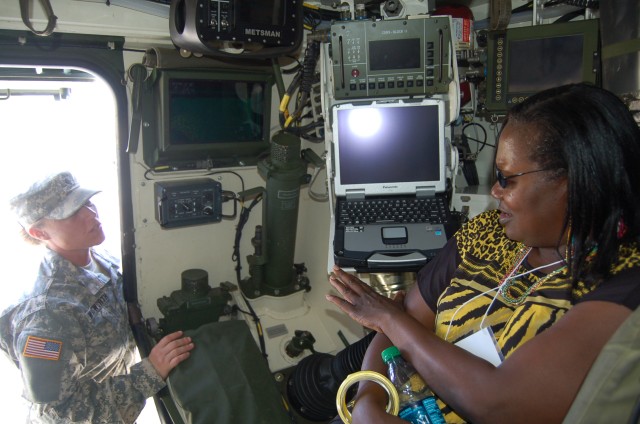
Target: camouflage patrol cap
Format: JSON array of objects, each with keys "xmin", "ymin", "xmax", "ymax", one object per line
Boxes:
[{"xmin": 9, "ymin": 172, "xmax": 100, "ymax": 228}]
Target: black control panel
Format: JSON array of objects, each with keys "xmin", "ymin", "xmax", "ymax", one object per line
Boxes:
[
  {"xmin": 330, "ymin": 16, "xmax": 453, "ymax": 100},
  {"xmin": 155, "ymin": 179, "xmax": 222, "ymax": 228},
  {"xmin": 170, "ymin": 0, "xmax": 303, "ymax": 57}
]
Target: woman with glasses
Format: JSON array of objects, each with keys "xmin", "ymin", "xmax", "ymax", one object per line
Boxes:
[
  {"xmin": 0, "ymin": 172, "xmax": 195, "ymax": 423},
  {"xmin": 327, "ymin": 83, "xmax": 640, "ymax": 423}
]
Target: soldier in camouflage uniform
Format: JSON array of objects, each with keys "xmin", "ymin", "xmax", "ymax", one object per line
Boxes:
[{"xmin": 0, "ymin": 172, "xmax": 195, "ymax": 423}]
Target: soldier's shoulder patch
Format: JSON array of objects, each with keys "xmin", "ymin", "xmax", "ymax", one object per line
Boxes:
[{"xmin": 23, "ymin": 335, "xmax": 62, "ymax": 361}]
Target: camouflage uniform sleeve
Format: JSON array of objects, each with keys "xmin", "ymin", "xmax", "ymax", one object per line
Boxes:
[
  {"xmin": 17, "ymin": 309, "xmax": 166, "ymax": 423},
  {"xmin": 49, "ymin": 357, "xmax": 166, "ymax": 423}
]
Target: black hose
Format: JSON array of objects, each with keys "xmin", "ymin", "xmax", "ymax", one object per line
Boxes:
[{"xmin": 286, "ymin": 332, "xmax": 376, "ymax": 421}]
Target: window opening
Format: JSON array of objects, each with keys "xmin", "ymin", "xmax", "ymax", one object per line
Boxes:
[{"xmin": 0, "ymin": 68, "xmax": 136, "ymax": 421}]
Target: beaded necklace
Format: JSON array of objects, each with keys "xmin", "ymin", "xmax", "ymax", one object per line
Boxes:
[{"xmin": 498, "ymin": 245, "xmax": 567, "ymax": 306}]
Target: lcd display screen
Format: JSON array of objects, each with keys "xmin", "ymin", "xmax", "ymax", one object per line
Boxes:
[
  {"xmin": 236, "ymin": 0, "xmax": 284, "ymax": 26},
  {"xmin": 369, "ymin": 38, "xmax": 421, "ymax": 71},
  {"xmin": 508, "ymin": 34, "xmax": 584, "ymax": 93},
  {"xmin": 168, "ymin": 78, "xmax": 266, "ymax": 145}
]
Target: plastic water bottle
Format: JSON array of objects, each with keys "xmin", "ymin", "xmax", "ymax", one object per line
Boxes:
[{"xmin": 381, "ymin": 346, "xmax": 446, "ymax": 424}]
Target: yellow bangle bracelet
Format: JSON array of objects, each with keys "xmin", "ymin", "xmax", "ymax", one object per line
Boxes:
[{"xmin": 335, "ymin": 371, "xmax": 400, "ymax": 423}]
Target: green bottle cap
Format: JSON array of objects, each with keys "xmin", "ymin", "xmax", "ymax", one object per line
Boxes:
[{"xmin": 381, "ymin": 346, "xmax": 401, "ymax": 363}]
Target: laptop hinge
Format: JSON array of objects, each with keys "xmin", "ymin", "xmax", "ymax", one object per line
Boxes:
[
  {"xmin": 416, "ymin": 187, "xmax": 436, "ymax": 198},
  {"xmin": 345, "ymin": 189, "xmax": 366, "ymax": 201}
]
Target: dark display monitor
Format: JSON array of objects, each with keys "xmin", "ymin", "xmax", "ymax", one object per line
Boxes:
[
  {"xmin": 141, "ymin": 68, "xmax": 274, "ymax": 170},
  {"xmin": 485, "ymin": 19, "xmax": 600, "ymax": 115}
]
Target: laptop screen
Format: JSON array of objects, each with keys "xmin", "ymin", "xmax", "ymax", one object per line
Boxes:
[{"xmin": 332, "ymin": 99, "xmax": 446, "ymax": 197}]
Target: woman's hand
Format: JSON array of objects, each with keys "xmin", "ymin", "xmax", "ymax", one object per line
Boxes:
[
  {"xmin": 326, "ymin": 266, "xmax": 406, "ymax": 334},
  {"xmin": 148, "ymin": 331, "xmax": 195, "ymax": 379}
]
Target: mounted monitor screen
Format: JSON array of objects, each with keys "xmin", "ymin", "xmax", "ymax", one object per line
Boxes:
[
  {"xmin": 485, "ymin": 19, "xmax": 600, "ymax": 115},
  {"xmin": 142, "ymin": 68, "xmax": 274, "ymax": 170}
]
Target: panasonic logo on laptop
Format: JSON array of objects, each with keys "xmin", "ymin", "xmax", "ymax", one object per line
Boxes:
[
  {"xmin": 383, "ymin": 185, "xmax": 398, "ymax": 189},
  {"xmin": 245, "ymin": 29, "xmax": 281, "ymax": 38}
]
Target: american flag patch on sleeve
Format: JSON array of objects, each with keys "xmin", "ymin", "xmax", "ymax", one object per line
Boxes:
[{"xmin": 23, "ymin": 335, "xmax": 63, "ymax": 361}]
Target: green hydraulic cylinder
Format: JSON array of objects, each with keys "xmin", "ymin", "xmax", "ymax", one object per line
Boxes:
[{"xmin": 243, "ymin": 131, "xmax": 311, "ymax": 298}]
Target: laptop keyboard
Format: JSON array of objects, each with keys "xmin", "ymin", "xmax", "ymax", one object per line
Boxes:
[{"xmin": 337, "ymin": 197, "xmax": 449, "ymax": 225}]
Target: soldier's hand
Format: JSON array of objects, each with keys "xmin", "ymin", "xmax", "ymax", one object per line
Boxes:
[{"xmin": 148, "ymin": 331, "xmax": 194, "ymax": 379}]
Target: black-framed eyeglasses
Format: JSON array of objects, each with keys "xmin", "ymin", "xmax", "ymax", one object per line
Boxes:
[{"xmin": 495, "ymin": 168, "xmax": 553, "ymax": 188}]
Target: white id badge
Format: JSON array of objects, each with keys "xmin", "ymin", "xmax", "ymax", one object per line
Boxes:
[{"xmin": 454, "ymin": 327, "xmax": 504, "ymax": 367}]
